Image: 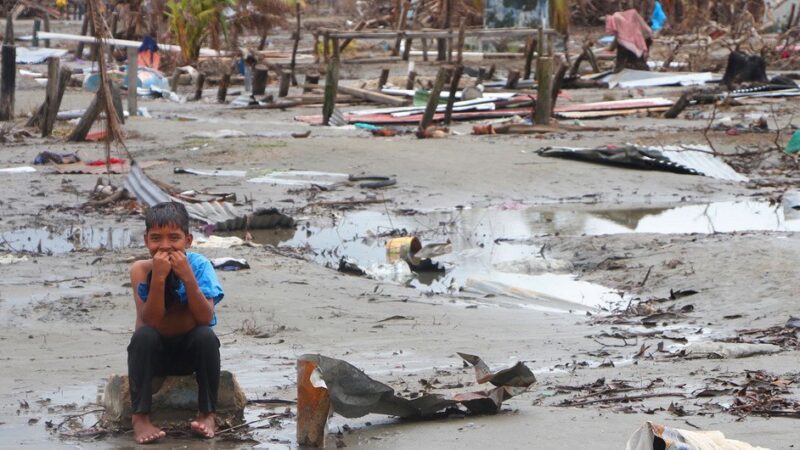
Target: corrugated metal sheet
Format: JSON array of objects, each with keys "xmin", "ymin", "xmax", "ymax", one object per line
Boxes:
[
  {"xmin": 537, "ymin": 144, "xmax": 747, "ymax": 182},
  {"xmin": 124, "ymin": 163, "xmax": 294, "ymax": 230}
]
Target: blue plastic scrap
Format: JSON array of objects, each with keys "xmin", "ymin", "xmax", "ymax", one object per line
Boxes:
[{"xmin": 651, "ymin": 1, "xmax": 667, "ymax": 32}]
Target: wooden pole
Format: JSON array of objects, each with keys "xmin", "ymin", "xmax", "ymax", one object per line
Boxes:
[
  {"xmin": 217, "ymin": 73, "xmax": 231, "ymax": 103},
  {"xmin": 378, "ymin": 68, "xmax": 390, "ymax": 89},
  {"xmin": 43, "ymin": 15, "xmax": 51, "ymax": 48},
  {"xmin": 523, "ymin": 35, "xmax": 537, "ymax": 79},
  {"xmin": 304, "ymin": 73, "xmax": 319, "ymax": 93},
  {"xmin": 194, "ymin": 72, "xmax": 206, "ymax": 101},
  {"xmin": 405, "ymin": 70, "xmax": 417, "ymax": 90},
  {"xmin": 322, "ymin": 37, "xmax": 340, "ymax": 125},
  {"xmin": 88, "ymin": 18, "xmax": 98, "ymax": 62},
  {"xmin": 290, "ymin": 2, "xmax": 301, "ymax": 86},
  {"xmin": 111, "ymin": 81, "xmax": 124, "ymax": 125},
  {"xmin": 392, "ymin": 1, "xmax": 408, "ymax": 57},
  {"xmin": 32, "ymin": 20, "xmax": 40, "ymax": 47},
  {"xmin": 418, "ymin": 66, "xmax": 450, "ymax": 135},
  {"xmin": 551, "ymin": 58, "xmax": 568, "ymax": 111},
  {"xmin": 0, "ymin": 45, "xmax": 16, "ymax": 121},
  {"xmin": 4, "ymin": 14, "xmax": 13, "ymax": 42},
  {"xmin": 485, "ymin": 64, "xmax": 496, "ymax": 81},
  {"xmin": 505, "ymin": 69, "xmax": 520, "ymax": 89},
  {"xmin": 279, "ymin": 72, "xmax": 291, "ymax": 97},
  {"xmin": 40, "ymin": 57, "xmax": 60, "ymax": 136},
  {"xmin": 422, "ymin": 38, "xmax": 429, "ymax": 61},
  {"xmin": 252, "ymin": 65, "xmax": 268, "ymax": 96},
  {"xmin": 534, "ymin": 32, "xmax": 553, "ymax": 125},
  {"xmin": 443, "ymin": 65, "xmax": 463, "ymax": 125},
  {"xmin": 109, "ymin": 11, "xmax": 118, "ymax": 57},
  {"xmin": 436, "ymin": 0, "xmax": 450, "ymax": 61},
  {"xmin": 126, "ymin": 47, "xmax": 138, "ymax": 115},
  {"xmin": 170, "ymin": 69, "xmax": 181, "ymax": 91},
  {"xmin": 456, "ymin": 19, "xmax": 466, "ymax": 65},
  {"xmin": 76, "ymin": 15, "xmax": 89, "ymax": 58},
  {"xmin": 68, "ymin": 91, "xmax": 103, "ymax": 141}
]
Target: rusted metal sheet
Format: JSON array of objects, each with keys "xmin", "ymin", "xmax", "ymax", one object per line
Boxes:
[{"xmin": 124, "ymin": 163, "xmax": 295, "ymax": 230}]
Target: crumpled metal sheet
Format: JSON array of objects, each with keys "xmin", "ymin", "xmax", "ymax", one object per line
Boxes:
[
  {"xmin": 298, "ymin": 353, "xmax": 535, "ymax": 419},
  {"xmin": 626, "ymin": 421, "xmax": 768, "ymax": 450},
  {"xmin": 124, "ymin": 163, "xmax": 294, "ymax": 230},
  {"xmin": 537, "ymin": 145, "xmax": 748, "ymax": 182}
]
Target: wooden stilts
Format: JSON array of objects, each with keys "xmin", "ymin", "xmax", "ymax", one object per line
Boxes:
[
  {"xmin": 253, "ymin": 65, "xmax": 268, "ymax": 96},
  {"xmin": 127, "ymin": 47, "xmax": 137, "ymax": 114}
]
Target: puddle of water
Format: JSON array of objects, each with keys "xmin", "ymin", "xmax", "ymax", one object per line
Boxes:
[
  {"xmin": 220, "ymin": 200, "xmax": 793, "ymax": 311},
  {"xmin": 0, "ymin": 227, "xmax": 142, "ymax": 254}
]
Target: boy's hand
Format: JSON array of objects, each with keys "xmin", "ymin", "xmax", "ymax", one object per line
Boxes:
[
  {"xmin": 152, "ymin": 251, "xmax": 172, "ymax": 281},
  {"xmin": 169, "ymin": 251, "xmax": 193, "ymax": 281}
]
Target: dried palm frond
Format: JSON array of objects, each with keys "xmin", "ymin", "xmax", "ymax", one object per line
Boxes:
[{"xmin": 230, "ymin": 0, "xmax": 294, "ymax": 47}]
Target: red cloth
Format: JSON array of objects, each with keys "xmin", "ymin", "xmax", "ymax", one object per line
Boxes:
[
  {"xmin": 87, "ymin": 158, "xmax": 126, "ymax": 166},
  {"xmin": 605, "ymin": 9, "xmax": 652, "ymax": 58}
]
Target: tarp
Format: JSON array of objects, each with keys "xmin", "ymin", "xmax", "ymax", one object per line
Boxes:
[{"xmin": 15, "ymin": 47, "xmax": 68, "ymax": 64}]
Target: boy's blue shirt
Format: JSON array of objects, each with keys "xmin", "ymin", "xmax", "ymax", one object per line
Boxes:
[{"xmin": 137, "ymin": 252, "xmax": 224, "ymax": 326}]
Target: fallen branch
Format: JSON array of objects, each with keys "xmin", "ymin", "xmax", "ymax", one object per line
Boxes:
[{"xmin": 560, "ymin": 392, "xmax": 687, "ymax": 407}]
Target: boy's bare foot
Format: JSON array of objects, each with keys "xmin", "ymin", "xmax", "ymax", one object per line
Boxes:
[
  {"xmin": 190, "ymin": 412, "xmax": 216, "ymax": 439},
  {"xmin": 132, "ymin": 414, "xmax": 166, "ymax": 444}
]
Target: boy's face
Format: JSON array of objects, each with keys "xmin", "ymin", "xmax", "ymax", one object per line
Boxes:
[{"xmin": 144, "ymin": 224, "xmax": 193, "ymax": 256}]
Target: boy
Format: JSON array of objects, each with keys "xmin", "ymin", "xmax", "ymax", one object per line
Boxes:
[{"xmin": 128, "ymin": 202, "xmax": 224, "ymax": 444}]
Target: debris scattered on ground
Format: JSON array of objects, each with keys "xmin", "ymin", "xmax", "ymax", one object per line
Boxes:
[
  {"xmin": 538, "ymin": 145, "xmax": 748, "ymax": 182},
  {"xmin": 626, "ymin": 421, "xmax": 768, "ymax": 450}
]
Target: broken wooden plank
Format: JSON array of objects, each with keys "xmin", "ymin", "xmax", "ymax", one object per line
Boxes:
[{"xmin": 337, "ymin": 85, "xmax": 407, "ymax": 107}]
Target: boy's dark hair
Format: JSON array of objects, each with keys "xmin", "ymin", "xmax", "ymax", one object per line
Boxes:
[{"xmin": 145, "ymin": 202, "xmax": 190, "ymax": 234}]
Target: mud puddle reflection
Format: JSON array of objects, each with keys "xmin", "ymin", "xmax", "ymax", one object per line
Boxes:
[
  {"xmin": 226, "ymin": 200, "xmax": 795, "ymax": 312},
  {"xmin": 0, "ymin": 226, "xmax": 142, "ymax": 254}
]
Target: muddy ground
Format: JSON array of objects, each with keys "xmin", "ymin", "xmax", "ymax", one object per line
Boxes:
[{"xmin": 1, "ymin": 19, "xmax": 800, "ymax": 450}]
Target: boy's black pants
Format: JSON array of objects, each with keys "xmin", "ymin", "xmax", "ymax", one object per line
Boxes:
[{"xmin": 127, "ymin": 325, "xmax": 220, "ymax": 414}]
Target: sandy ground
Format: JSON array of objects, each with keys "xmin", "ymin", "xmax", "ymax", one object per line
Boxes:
[{"xmin": 1, "ymin": 19, "xmax": 800, "ymax": 450}]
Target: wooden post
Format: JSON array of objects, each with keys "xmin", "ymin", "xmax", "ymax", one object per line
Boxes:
[
  {"xmin": 422, "ymin": 38, "xmax": 428, "ymax": 61},
  {"xmin": 4, "ymin": 14, "xmax": 13, "ymax": 42},
  {"xmin": 88, "ymin": 18, "xmax": 98, "ymax": 62},
  {"xmin": 76, "ymin": 15, "xmax": 89, "ymax": 58},
  {"xmin": 322, "ymin": 32, "xmax": 330, "ymax": 64},
  {"xmin": 109, "ymin": 11, "xmax": 118, "ymax": 56},
  {"xmin": 456, "ymin": 19, "xmax": 466, "ymax": 65},
  {"xmin": 290, "ymin": 2, "xmax": 301, "ymax": 86},
  {"xmin": 378, "ymin": 68, "xmax": 390, "ymax": 90},
  {"xmin": 304, "ymin": 73, "xmax": 319, "ymax": 93},
  {"xmin": 436, "ymin": 0, "xmax": 450, "ymax": 61},
  {"xmin": 418, "ymin": 66, "xmax": 450, "ymax": 135},
  {"xmin": 43, "ymin": 15, "xmax": 50, "ymax": 48},
  {"xmin": 444, "ymin": 65, "xmax": 463, "ymax": 125},
  {"xmin": 405, "ymin": 70, "xmax": 417, "ymax": 90},
  {"xmin": 279, "ymin": 71, "xmax": 291, "ymax": 97},
  {"xmin": 551, "ymin": 58, "xmax": 568, "ymax": 110},
  {"xmin": 523, "ymin": 36, "xmax": 537, "ymax": 79},
  {"xmin": 486, "ymin": 64, "xmax": 496, "ymax": 81},
  {"xmin": 534, "ymin": 32, "xmax": 553, "ymax": 125},
  {"xmin": 402, "ymin": 37, "xmax": 412, "ymax": 61},
  {"xmin": 68, "ymin": 91, "xmax": 103, "ymax": 141},
  {"xmin": 0, "ymin": 45, "xmax": 16, "ymax": 121},
  {"xmin": 170, "ymin": 69, "xmax": 181, "ymax": 92},
  {"xmin": 217, "ymin": 73, "xmax": 231, "ymax": 103},
  {"xmin": 32, "ymin": 20, "xmax": 40, "ymax": 47},
  {"xmin": 252, "ymin": 65, "xmax": 268, "ymax": 96},
  {"xmin": 40, "ymin": 57, "xmax": 60, "ymax": 136},
  {"xmin": 585, "ymin": 46, "xmax": 600, "ymax": 73},
  {"xmin": 321, "ymin": 37, "xmax": 340, "ymax": 125},
  {"xmin": 111, "ymin": 81, "xmax": 124, "ymax": 125},
  {"xmin": 296, "ymin": 358, "xmax": 331, "ymax": 448},
  {"xmin": 194, "ymin": 72, "xmax": 206, "ymax": 101},
  {"xmin": 505, "ymin": 69, "xmax": 520, "ymax": 89},
  {"xmin": 392, "ymin": 1, "xmax": 408, "ymax": 57},
  {"xmin": 126, "ymin": 47, "xmax": 138, "ymax": 115}
]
